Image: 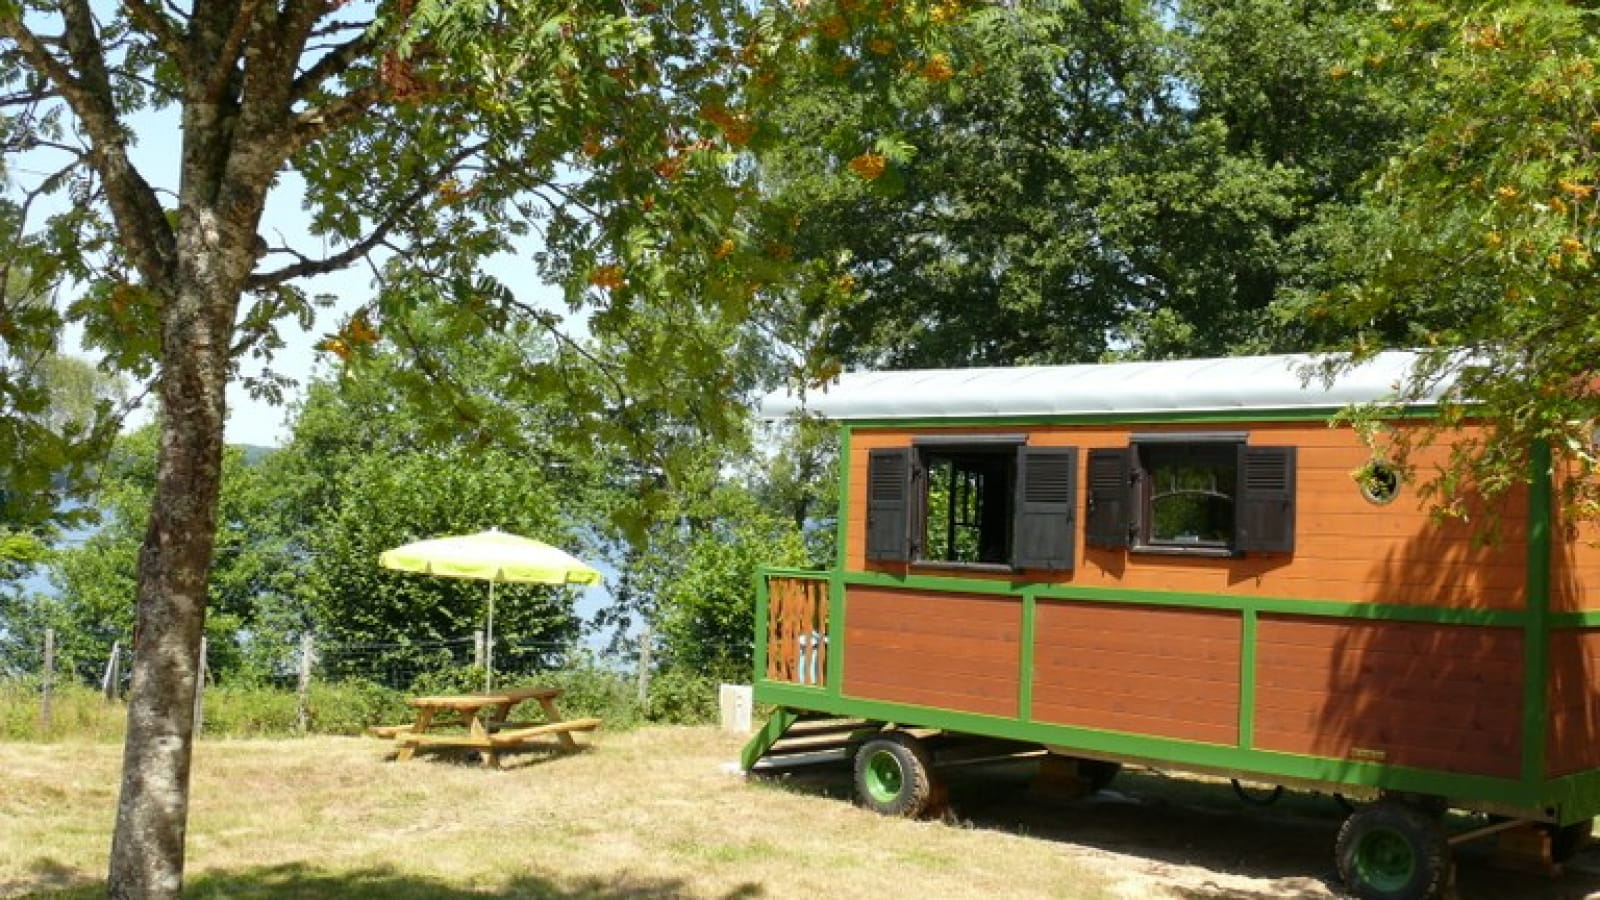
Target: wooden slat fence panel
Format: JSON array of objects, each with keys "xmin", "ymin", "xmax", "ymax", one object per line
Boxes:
[{"xmin": 766, "ymin": 576, "xmax": 830, "ymax": 686}]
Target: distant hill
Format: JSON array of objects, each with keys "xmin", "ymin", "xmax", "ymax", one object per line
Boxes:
[{"xmin": 236, "ymin": 444, "xmax": 277, "ymax": 466}]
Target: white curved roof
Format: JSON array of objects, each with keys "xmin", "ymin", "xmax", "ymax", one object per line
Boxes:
[{"xmin": 760, "ymin": 351, "xmax": 1450, "ymax": 421}]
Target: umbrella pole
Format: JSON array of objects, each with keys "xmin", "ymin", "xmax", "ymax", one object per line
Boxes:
[{"xmin": 485, "ymin": 581, "xmax": 495, "ymax": 693}]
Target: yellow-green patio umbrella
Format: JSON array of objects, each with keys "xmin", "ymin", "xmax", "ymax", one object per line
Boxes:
[{"xmin": 379, "ymin": 529, "xmax": 601, "ymax": 691}]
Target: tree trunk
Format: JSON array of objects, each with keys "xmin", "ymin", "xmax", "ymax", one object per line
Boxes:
[
  {"xmin": 106, "ymin": 201, "xmax": 253, "ymax": 897},
  {"xmin": 105, "ymin": 295, "xmax": 230, "ymax": 898}
]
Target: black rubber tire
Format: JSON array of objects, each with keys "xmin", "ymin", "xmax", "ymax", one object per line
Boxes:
[
  {"xmin": 1076, "ymin": 758, "xmax": 1121, "ymax": 794},
  {"xmin": 854, "ymin": 731, "xmax": 937, "ymax": 818},
  {"xmin": 1543, "ymin": 818, "xmax": 1594, "ymax": 863},
  {"xmin": 1335, "ymin": 800, "xmax": 1453, "ymax": 900},
  {"xmin": 1231, "ymin": 778, "xmax": 1285, "ymax": 806}
]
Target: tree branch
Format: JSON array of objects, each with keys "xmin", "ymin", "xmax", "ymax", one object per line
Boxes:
[
  {"xmin": 120, "ymin": 0, "xmax": 191, "ymax": 80},
  {"xmin": 291, "ymin": 29, "xmax": 379, "ymax": 103},
  {"xmin": 246, "ymin": 142, "xmax": 484, "ymax": 290},
  {"xmin": 0, "ymin": 3, "xmax": 176, "ymax": 287},
  {"xmin": 200, "ymin": 0, "xmax": 268, "ymax": 105},
  {"xmin": 286, "ymin": 85, "xmax": 385, "ymax": 154}
]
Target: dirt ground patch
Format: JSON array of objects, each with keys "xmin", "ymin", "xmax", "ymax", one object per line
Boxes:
[
  {"xmin": 756, "ymin": 753, "xmax": 1600, "ymax": 900},
  {"xmin": 3, "ymin": 728, "xmax": 1599, "ymax": 899}
]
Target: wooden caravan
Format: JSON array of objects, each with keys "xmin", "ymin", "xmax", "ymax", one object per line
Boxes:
[{"xmin": 742, "ymin": 352, "xmax": 1600, "ymax": 900}]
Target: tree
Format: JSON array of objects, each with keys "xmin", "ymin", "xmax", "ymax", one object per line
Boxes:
[
  {"xmin": 305, "ymin": 446, "xmax": 584, "ymax": 682},
  {"xmin": 757, "ymin": 0, "xmax": 1400, "ymax": 368},
  {"xmin": 40, "ymin": 424, "xmax": 299, "ymax": 682},
  {"xmin": 0, "ymin": 1, "xmax": 954, "ymax": 893},
  {"xmin": 1308, "ymin": 2, "xmax": 1600, "ymax": 519},
  {"xmin": 753, "ymin": 415, "xmax": 840, "ymax": 564},
  {"xmin": 0, "ymin": 257, "xmax": 121, "ymax": 535},
  {"xmin": 651, "ymin": 486, "xmax": 807, "ymax": 681}
]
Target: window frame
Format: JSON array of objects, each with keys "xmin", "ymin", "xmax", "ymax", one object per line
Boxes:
[
  {"xmin": 863, "ymin": 438, "xmax": 1079, "ymax": 572},
  {"xmin": 1085, "ymin": 435, "xmax": 1296, "ymax": 557},
  {"xmin": 1135, "ymin": 439, "xmax": 1241, "ymax": 556}
]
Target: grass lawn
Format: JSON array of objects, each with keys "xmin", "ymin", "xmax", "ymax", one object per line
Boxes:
[
  {"xmin": 0, "ymin": 728, "xmax": 1120, "ymax": 900},
  {"xmin": 10, "ymin": 727, "xmax": 1600, "ymax": 899}
]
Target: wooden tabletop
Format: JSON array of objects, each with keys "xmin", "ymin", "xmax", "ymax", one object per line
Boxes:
[{"xmin": 406, "ymin": 686, "xmax": 561, "ymax": 710}]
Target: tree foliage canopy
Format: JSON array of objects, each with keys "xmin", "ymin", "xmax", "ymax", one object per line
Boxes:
[
  {"xmin": 757, "ymin": 0, "xmax": 1402, "ymax": 368},
  {"xmin": 1309, "ymin": 2, "xmax": 1600, "ymax": 516}
]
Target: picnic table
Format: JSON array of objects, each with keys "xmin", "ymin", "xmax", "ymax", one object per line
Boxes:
[{"xmin": 367, "ymin": 686, "xmax": 601, "ymax": 767}]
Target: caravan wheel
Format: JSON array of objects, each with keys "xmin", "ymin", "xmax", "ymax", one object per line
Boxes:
[
  {"xmin": 854, "ymin": 731, "xmax": 939, "ymax": 818},
  {"xmin": 1335, "ymin": 800, "xmax": 1452, "ymax": 900}
]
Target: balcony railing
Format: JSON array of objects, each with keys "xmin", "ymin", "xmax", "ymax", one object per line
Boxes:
[{"xmin": 763, "ymin": 572, "xmax": 829, "ymax": 687}]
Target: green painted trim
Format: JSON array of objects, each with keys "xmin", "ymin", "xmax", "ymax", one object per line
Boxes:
[
  {"xmin": 753, "ymin": 571, "xmax": 771, "ymax": 683},
  {"xmin": 835, "ymin": 425, "xmax": 851, "ymax": 573},
  {"xmin": 838, "ymin": 406, "xmax": 1442, "ymax": 429},
  {"xmin": 751, "ymin": 683, "xmax": 1536, "ymax": 807},
  {"xmin": 1543, "ymin": 768, "xmax": 1600, "ymax": 824},
  {"xmin": 1523, "ymin": 440, "xmax": 1554, "ymax": 786},
  {"xmin": 1551, "ymin": 613, "xmax": 1600, "ymax": 629},
  {"xmin": 1019, "ymin": 590, "xmax": 1037, "ymax": 722},
  {"xmin": 1239, "ymin": 608, "xmax": 1258, "ymax": 750},
  {"xmin": 763, "ymin": 567, "xmax": 833, "ymax": 579},
  {"xmin": 833, "ymin": 568, "xmax": 1527, "ymax": 628},
  {"xmin": 741, "ymin": 707, "xmax": 800, "ymax": 770},
  {"xmin": 826, "ymin": 570, "xmax": 844, "ymax": 697},
  {"xmin": 846, "ymin": 569, "xmax": 1025, "ymax": 597}
]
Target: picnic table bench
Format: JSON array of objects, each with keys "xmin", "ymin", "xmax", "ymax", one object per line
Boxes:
[{"xmin": 366, "ymin": 686, "xmax": 600, "ymax": 767}]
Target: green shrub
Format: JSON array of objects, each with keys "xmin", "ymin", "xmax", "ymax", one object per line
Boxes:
[
  {"xmin": 202, "ymin": 685, "xmax": 300, "ymax": 737},
  {"xmin": 304, "ymin": 679, "xmax": 410, "ymax": 734},
  {"xmin": 0, "ymin": 680, "xmax": 125, "ymax": 742},
  {"xmin": 0, "ymin": 656, "xmax": 732, "ymax": 744},
  {"xmin": 537, "ymin": 660, "xmax": 641, "ymax": 729},
  {"xmin": 406, "ymin": 665, "xmax": 488, "ymax": 698},
  {"xmin": 643, "ymin": 667, "xmax": 719, "ymax": 725}
]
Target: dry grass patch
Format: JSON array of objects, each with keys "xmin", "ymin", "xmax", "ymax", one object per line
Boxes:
[
  {"xmin": 0, "ymin": 728, "xmax": 1116, "ymax": 899},
  {"xmin": 8, "ymin": 728, "xmax": 1600, "ymax": 899}
]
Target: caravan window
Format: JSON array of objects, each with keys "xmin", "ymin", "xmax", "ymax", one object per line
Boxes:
[
  {"xmin": 922, "ymin": 448, "xmax": 1012, "ymax": 564},
  {"xmin": 1086, "ymin": 437, "xmax": 1296, "ymax": 556},
  {"xmin": 1140, "ymin": 442, "xmax": 1238, "ymax": 549},
  {"xmin": 865, "ymin": 441, "xmax": 1079, "ymax": 571}
]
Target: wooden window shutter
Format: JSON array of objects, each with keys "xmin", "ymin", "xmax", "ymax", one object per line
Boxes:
[
  {"xmin": 866, "ymin": 448, "xmax": 915, "ymax": 562},
  {"xmin": 1236, "ymin": 446, "xmax": 1296, "ymax": 554},
  {"xmin": 1013, "ymin": 447, "xmax": 1078, "ymax": 570},
  {"xmin": 1085, "ymin": 448, "xmax": 1134, "ymax": 549}
]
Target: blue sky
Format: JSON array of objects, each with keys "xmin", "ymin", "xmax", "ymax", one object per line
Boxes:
[{"xmin": 23, "ymin": 104, "xmax": 566, "ymax": 448}]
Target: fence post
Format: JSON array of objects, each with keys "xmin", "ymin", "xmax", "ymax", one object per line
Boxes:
[
  {"xmin": 102, "ymin": 640, "xmax": 122, "ymax": 702},
  {"xmin": 40, "ymin": 627, "xmax": 55, "ymax": 735},
  {"xmin": 296, "ymin": 633, "xmax": 316, "ymax": 734},
  {"xmin": 473, "ymin": 630, "xmax": 485, "ymax": 671},
  {"xmin": 636, "ymin": 625, "xmax": 653, "ymax": 711},
  {"xmin": 192, "ymin": 637, "xmax": 207, "ymax": 737}
]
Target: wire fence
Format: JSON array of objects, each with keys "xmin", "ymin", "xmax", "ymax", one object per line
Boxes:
[{"xmin": 2, "ymin": 627, "xmax": 756, "ymax": 736}]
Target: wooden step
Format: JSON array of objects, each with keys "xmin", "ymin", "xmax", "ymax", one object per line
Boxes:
[{"xmin": 785, "ymin": 717, "xmax": 878, "ymax": 738}]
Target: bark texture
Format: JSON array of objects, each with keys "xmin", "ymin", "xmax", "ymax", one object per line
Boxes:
[{"xmin": 101, "ymin": 4, "xmax": 310, "ymax": 896}]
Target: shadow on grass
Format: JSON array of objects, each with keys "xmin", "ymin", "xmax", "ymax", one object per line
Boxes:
[
  {"xmin": 374, "ymin": 744, "xmax": 596, "ymax": 770},
  {"xmin": 753, "ymin": 758, "xmax": 1600, "ymax": 900},
  {"xmin": 15, "ymin": 863, "xmax": 765, "ymax": 899}
]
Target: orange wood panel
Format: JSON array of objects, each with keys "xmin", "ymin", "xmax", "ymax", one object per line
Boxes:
[
  {"xmin": 1548, "ymin": 630, "xmax": 1600, "ymax": 775},
  {"xmin": 1552, "ymin": 470, "xmax": 1600, "ymax": 610},
  {"xmin": 1031, "ymin": 702, "xmax": 1239, "ymax": 747},
  {"xmin": 1031, "ymin": 600, "xmax": 1241, "ymax": 746},
  {"xmin": 846, "ymin": 421, "xmax": 1533, "ymax": 610},
  {"xmin": 1253, "ymin": 616, "xmax": 1522, "ymax": 778},
  {"xmin": 841, "ymin": 586, "xmax": 1021, "ymax": 718}
]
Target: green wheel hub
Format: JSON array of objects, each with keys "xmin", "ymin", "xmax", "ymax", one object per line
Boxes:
[
  {"xmin": 863, "ymin": 749, "xmax": 905, "ymax": 805},
  {"xmin": 1354, "ymin": 826, "xmax": 1416, "ymax": 893}
]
